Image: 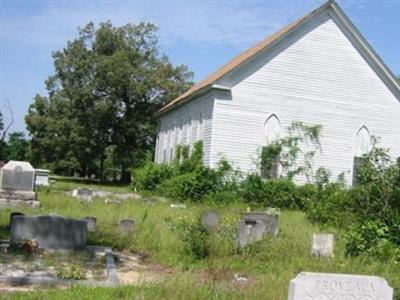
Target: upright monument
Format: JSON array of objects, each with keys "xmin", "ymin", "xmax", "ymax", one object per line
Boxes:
[{"xmin": 0, "ymin": 161, "xmax": 39, "ymax": 207}]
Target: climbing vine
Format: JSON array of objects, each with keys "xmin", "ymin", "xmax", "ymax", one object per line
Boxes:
[{"xmin": 260, "ymin": 121, "xmax": 322, "ymax": 181}]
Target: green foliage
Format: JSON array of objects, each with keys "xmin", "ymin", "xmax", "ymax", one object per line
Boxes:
[
  {"xmin": 5, "ymin": 132, "xmax": 29, "ymax": 161},
  {"xmin": 241, "ymin": 176, "xmax": 314, "ymax": 209},
  {"xmin": 134, "ymin": 141, "xmax": 239, "ymax": 203},
  {"xmin": 259, "ymin": 121, "xmax": 322, "ymax": 181},
  {"xmin": 56, "ymin": 264, "xmax": 86, "ymax": 280},
  {"xmin": 133, "ymin": 162, "xmax": 173, "ymax": 191},
  {"xmin": 25, "ymin": 21, "xmax": 193, "ymax": 180},
  {"xmin": 306, "ymin": 145, "xmax": 400, "ymax": 262},
  {"xmin": 260, "ymin": 143, "xmax": 281, "ymax": 179},
  {"xmin": 174, "ymin": 218, "xmax": 210, "ymax": 260}
]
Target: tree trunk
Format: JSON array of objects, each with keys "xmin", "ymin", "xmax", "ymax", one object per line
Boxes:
[
  {"xmin": 119, "ymin": 165, "xmax": 131, "ymax": 184},
  {"xmin": 99, "ymin": 154, "xmax": 105, "ymax": 184}
]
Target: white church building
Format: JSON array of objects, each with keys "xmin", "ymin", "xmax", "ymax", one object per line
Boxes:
[{"xmin": 154, "ymin": 0, "xmax": 400, "ymax": 185}]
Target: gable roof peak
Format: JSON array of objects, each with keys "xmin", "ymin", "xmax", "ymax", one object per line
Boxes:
[{"xmin": 157, "ymin": 0, "xmax": 399, "ymax": 116}]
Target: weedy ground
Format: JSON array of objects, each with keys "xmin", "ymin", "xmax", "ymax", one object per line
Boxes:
[{"xmin": 0, "ymin": 178, "xmax": 398, "ymax": 300}]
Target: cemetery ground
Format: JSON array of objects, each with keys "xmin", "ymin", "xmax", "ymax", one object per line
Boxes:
[{"xmin": 0, "ymin": 178, "xmax": 398, "ymax": 299}]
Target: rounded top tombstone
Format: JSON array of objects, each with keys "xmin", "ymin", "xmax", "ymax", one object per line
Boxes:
[
  {"xmin": 201, "ymin": 211, "xmax": 219, "ymax": 228},
  {"xmin": 0, "ymin": 161, "xmax": 35, "ymax": 192}
]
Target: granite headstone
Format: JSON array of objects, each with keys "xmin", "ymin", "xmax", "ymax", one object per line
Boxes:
[
  {"xmin": 238, "ymin": 211, "xmax": 279, "ymax": 247},
  {"xmin": 288, "ymin": 272, "xmax": 393, "ymax": 300},
  {"xmin": 10, "ymin": 215, "xmax": 87, "ymax": 250}
]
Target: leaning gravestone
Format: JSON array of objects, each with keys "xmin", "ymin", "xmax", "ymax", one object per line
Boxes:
[
  {"xmin": 238, "ymin": 211, "xmax": 279, "ymax": 248},
  {"xmin": 201, "ymin": 211, "xmax": 219, "ymax": 229},
  {"xmin": 119, "ymin": 219, "xmax": 134, "ymax": 234},
  {"xmin": 311, "ymin": 233, "xmax": 334, "ymax": 258},
  {"xmin": 0, "ymin": 161, "xmax": 39, "ymax": 207},
  {"xmin": 83, "ymin": 216, "xmax": 97, "ymax": 232},
  {"xmin": 288, "ymin": 272, "xmax": 393, "ymax": 300},
  {"xmin": 10, "ymin": 215, "xmax": 87, "ymax": 250}
]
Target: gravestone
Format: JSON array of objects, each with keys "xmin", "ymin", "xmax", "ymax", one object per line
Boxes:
[
  {"xmin": 201, "ymin": 211, "xmax": 219, "ymax": 229},
  {"xmin": 288, "ymin": 272, "xmax": 393, "ymax": 300},
  {"xmin": 0, "ymin": 161, "xmax": 38, "ymax": 207},
  {"xmin": 8, "ymin": 212, "xmax": 25, "ymax": 228},
  {"xmin": 119, "ymin": 219, "xmax": 134, "ymax": 234},
  {"xmin": 311, "ymin": 233, "xmax": 334, "ymax": 258},
  {"xmin": 238, "ymin": 211, "xmax": 279, "ymax": 248},
  {"xmin": 10, "ymin": 215, "xmax": 87, "ymax": 250},
  {"xmin": 72, "ymin": 188, "xmax": 93, "ymax": 199},
  {"xmin": 35, "ymin": 169, "xmax": 50, "ymax": 187},
  {"xmin": 83, "ymin": 216, "xmax": 97, "ymax": 232}
]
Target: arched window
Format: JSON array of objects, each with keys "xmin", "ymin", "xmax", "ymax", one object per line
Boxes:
[
  {"xmin": 353, "ymin": 126, "xmax": 372, "ymax": 185},
  {"xmin": 264, "ymin": 114, "xmax": 281, "ymax": 145},
  {"xmin": 261, "ymin": 114, "xmax": 281, "ymax": 179}
]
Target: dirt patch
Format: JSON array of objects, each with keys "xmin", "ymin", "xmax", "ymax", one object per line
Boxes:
[{"xmin": 115, "ymin": 251, "xmax": 171, "ymax": 285}]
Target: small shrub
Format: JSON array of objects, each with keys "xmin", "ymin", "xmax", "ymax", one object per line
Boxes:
[
  {"xmin": 241, "ymin": 176, "xmax": 303, "ymax": 209},
  {"xmin": 133, "ymin": 162, "xmax": 173, "ymax": 192},
  {"xmin": 57, "ymin": 264, "xmax": 86, "ymax": 280},
  {"xmin": 175, "ymin": 218, "xmax": 210, "ymax": 260}
]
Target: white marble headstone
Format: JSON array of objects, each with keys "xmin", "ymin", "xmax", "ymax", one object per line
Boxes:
[
  {"xmin": 0, "ymin": 161, "xmax": 35, "ymax": 191},
  {"xmin": 288, "ymin": 272, "xmax": 393, "ymax": 300},
  {"xmin": 311, "ymin": 233, "xmax": 334, "ymax": 258}
]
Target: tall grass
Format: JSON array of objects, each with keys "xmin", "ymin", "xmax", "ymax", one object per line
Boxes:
[{"xmin": 0, "ymin": 179, "xmax": 398, "ymax": 299}]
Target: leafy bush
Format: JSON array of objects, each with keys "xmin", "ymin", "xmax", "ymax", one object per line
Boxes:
[
  {"xmin": 174, "ymin": 218, "xmax": 210, "ymax": 260},
  {"xmin": 306, "ymin": 183, "xmax": 355, "ymax": 227},
  {"xmin": 241, "ymin": 176, "xmax": 312, "ymax": 209},
  {"xmin": 57, "ymin": 264, "xmax": 86, "ymax": 280},
  {"xmin": 345, "ymin": 220, "xmax": 400, "ymax": 263},
  {"xmin": 133, "ymin": 162, "xmax": 173, "ymax": 191}
]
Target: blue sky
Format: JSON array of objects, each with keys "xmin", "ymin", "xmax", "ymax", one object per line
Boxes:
[{"xmin": 1, "ymin": 0, "xmax": 399, "ymax": 134}]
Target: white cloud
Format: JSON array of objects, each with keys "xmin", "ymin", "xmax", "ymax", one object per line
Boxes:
[{"xmin": 2, "ymin": 0, "xmax": 323, "ymax": 53}]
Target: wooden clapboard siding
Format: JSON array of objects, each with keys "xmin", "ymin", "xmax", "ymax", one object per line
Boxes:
[
  {"xmin": 155, "ymin": 92, "xmax": 215, "ymax": 167},
  {"xmin": 210, "ymin": 11, "xmax": 400, "ymax": 184}
]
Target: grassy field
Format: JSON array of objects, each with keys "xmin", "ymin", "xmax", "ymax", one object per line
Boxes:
[{"xmin": 0, "ymin": 179, "xmax": 398, "ymax": 299}]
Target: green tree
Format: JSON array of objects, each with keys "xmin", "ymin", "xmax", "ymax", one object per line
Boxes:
[
  {"xmin": 5, "ymin": 132, "xmax": 29, "ymax": 161},
  {"xmin": 26, "ymin": 22, "xmax": 193, "ymax": 182}
]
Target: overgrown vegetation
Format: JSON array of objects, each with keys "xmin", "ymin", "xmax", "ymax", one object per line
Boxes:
[
  {"xmin": 1, "ymin": 180, "xmax": 399, "ymax": 299},
  {"xmin": 133, "ymin": 123, "xmax": 400, "ymax": 266}
]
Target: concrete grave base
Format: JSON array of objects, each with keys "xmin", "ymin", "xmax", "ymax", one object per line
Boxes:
[
  {"xmin": 0, "ymin": 190, "xmax": 36, "ymax": 201},
  {"xmin": 0, "ymin": 199, "xmax": 40, "ymax": 208},
  {"xmin": 0, "ymin": 242, "xmax": 119, "ymax": 287}
]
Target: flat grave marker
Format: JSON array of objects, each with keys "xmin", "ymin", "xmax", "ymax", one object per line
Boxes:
[{"xmin": 288, "ymin": 272, "xmax": 393, "ymax": 300}]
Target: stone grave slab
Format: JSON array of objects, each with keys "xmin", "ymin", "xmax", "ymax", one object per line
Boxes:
[
  {"xmin": 72, "ymin": 188, "xmax": 93, "ymax": 199},
  {"xmin": 311, "ymin": 233, "xmax": 334, "ymax": 258},
  {"xmin": 119, "ymin": 219, "xmax": 134, "ymax": 234},
  {"xmin": 238, "ymin": 211, "xmax": 279, "ymax": 248},
  {"xmin": 10, "ymin": 215, "xmax": 87, "ymax": 250},
  {"xmin": 35, "ymin": 169, "xmax": 50, "ymax": 187},
  {"xmin": 201, "ymin": 211, "xmax": 219, "ymax": 229},
  {"xmin": 83, "ymin": 216, "xmax": 97, "ymax": 232},
  {"xmin": 288, "ymin": 272, "xmax": 393, "ymax": 300}
]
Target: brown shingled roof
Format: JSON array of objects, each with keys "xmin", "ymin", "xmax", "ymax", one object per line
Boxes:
[{"xmin": 156, "ymin": 1, "xmax": 334, "ymax": 116}]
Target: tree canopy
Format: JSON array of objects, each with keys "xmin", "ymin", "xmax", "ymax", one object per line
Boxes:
[{"xmin": 26, "ymin": 22, "xmax": 193, "ymax": 182}]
